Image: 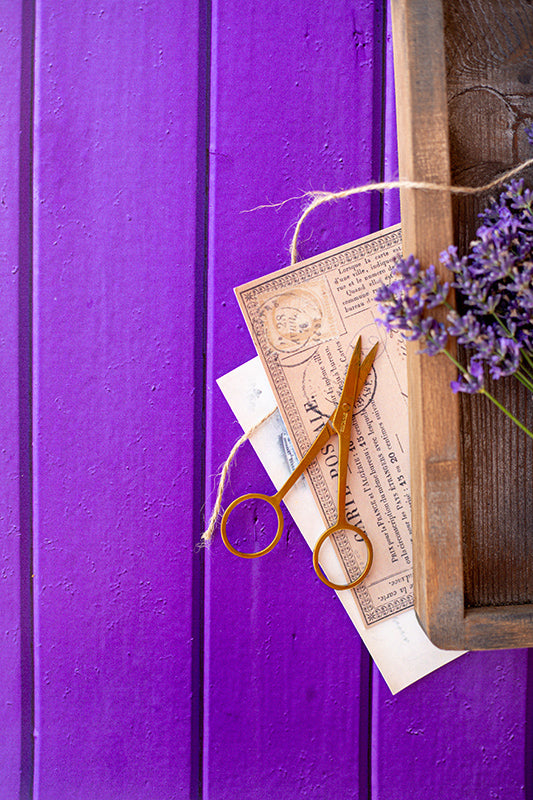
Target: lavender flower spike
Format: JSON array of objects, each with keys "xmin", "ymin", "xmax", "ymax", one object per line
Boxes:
[
  {"xmin": 374, "ymin": 124, "xmax": 533, "ymax": 439},
  {"xmin": 450, "ymin": 358, "xmax": 484, "ymax": 394}
]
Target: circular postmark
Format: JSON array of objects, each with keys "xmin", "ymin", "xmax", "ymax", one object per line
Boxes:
[{"xmin": 259, "ymin": 289, "xmax": 323, "ymax": 354}]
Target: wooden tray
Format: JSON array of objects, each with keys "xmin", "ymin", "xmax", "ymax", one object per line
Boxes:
[{"xmin": 391, "ymin": 0, "xmax": 533, "ymax": 650}]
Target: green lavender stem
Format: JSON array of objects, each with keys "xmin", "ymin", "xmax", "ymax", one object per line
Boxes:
[
  {"xmin": 514, "ymin": 368, "xmax": 533, "ymax": 394},
  {"xmin": 491, "ymin": 310, "xmax": 533, "ymax": 376},
  {"xmin": 520, "ymin": 358, "xmax": 533, "ymax": 384},
  {"xmin": 479, "ymin": 387, "xmax": 533, "ymax": 440},
  {"xmin": 441, "ymin": 302, "xmax": 533, "ymax": 393},
  {"xmin": 442, "ymin": 349, "xmax": 533, "ymax": 441}
]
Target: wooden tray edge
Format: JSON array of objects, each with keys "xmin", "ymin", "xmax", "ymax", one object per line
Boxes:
[{"xmin": 391, "ymin": 0, "xmax": 466, "ymax": 647}]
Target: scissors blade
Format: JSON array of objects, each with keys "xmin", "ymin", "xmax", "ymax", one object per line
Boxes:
[
  {"xmin": 356, "ymin": 340, "xmax": 379, "ymax": 398},
  {"xmin": 331, "ymin": 338, "xmax": 378, "ymax": 431},
  {"xmin": 330, "ymin": 337, "xmax": 361, "ymax": 431}
]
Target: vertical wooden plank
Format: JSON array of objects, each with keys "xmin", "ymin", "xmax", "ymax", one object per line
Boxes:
[
  {"xmin": 390, "ymin": 0, "xmax": 464, "ymax": 645},
  {"xmin": 393, "ymin": 0, "xmax": 533, "ymax": 649},
  {"xmin": 205, "ymin": 1, "xmax": 386, "ymax": 797},
  {"xmin": 33, "ymin": 2, "xmax": 203, "ymax": 796},
  {"xmin": 0, "ymin": 2, "xmax": 30, "ymax": 795},
  {"xmin": 383, "ymin": 0, "xmax": 400, "ymax": 228},
  {"xmin": 445, "ymin": 0, "xmax": 533, "ymax": 618}
]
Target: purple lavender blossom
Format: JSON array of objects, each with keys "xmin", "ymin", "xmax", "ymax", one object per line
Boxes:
[
  {"xmin": 376, "ymin": 171, "xmax": 533, "ymax": 404},
  {"xmin": 440, "ymin": 179, "xmax": 532, "ymax": 383},
  {"xmin": 375, "ymin": 130, "xmax": 533, "ymax": 438},
  {"xmin": 450, "ymin": 358, "xmax": 484, "ymax": 394},
  {"xmin": 489, "ymin": 338, "xmax": 521, "ymax": 380},
  {"xmin": 419, "ymin": 318, "xmax": 448, "ymax": 355},
  {"xmin": 375, "ymin": 254, "xmax": 449, "ymax": 354}
]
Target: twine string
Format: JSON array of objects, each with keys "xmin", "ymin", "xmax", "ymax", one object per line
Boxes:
[
  {"xmin": 288, "ymin": 160, "xmax": 533, "ymax": 264},
  {"xmin": 203, "ymin": 156, "xmax": 533, "ymax": 544},
  {"xmin": 202, "ymin": 409, "xmax": 276, "ymax": 543}
]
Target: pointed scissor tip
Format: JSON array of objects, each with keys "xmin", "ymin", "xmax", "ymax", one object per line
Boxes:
[{"xmin": 356, "ymin": 340, "xmax": 379, "ymax": 399}]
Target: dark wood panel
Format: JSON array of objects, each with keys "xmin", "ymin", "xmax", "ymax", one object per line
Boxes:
[
  {"xmin": 370, "ymin": 7, "xmax": 531, "ymax": 799},
  {"xmin": 392, "ymin": 0, "xmax": 533, "ymax": 649},
  {"xmin": 444, "ymin": 0, "xmax": 533, "ymax": 609}
]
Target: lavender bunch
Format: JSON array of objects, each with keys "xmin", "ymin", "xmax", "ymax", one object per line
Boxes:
[{"xmin": 375, "ymin": 177, "xmax": 533, "ymax": 440}]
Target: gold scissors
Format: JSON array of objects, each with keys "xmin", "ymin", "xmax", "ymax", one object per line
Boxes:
[{"xmin": 221, "ymin": 336, "xmax": 378, "ymax": 591}]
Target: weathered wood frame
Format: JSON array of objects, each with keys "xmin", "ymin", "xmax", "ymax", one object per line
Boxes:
[{"xmin": 391, "ymin": 0, "xmax": 533, "ymax": 650}]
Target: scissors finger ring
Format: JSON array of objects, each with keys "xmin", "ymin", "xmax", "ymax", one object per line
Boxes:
[
  {"xmin": 312, "ymin": 524, "xmax": 373, "ymax": 591},
  {"xmin": 220, "ymin": 493, "xmax": 284, "ymax": 558}
]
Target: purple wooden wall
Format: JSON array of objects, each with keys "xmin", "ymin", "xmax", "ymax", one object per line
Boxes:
[{"xmin": 1, "ymin": 1, "xmax": 532, "ymax": 798}]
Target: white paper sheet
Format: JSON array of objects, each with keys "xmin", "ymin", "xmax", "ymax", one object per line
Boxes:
[{"xmin": 218, "ymin": 356, "xmax": 464, "ymax": 694}]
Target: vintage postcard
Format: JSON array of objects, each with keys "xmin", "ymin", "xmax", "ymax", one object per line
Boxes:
[{"xmin": 235, "ymin": 225, "xmax": 412, "ymax": 626}]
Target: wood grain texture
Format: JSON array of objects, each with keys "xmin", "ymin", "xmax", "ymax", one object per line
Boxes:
[
  {"xmin": 444, "ymin": 0, "xmax": 533, "ymax": 610},
  {"xmin": 32, "ymin": 2, "xmax": 202, "ymax": 796},
  {"xmin": 204, "ymin": 1, "xmax": 386, "ymax": 796},
  {"xmin": 390, "ymin": 0, "xmax": 465, "ymax": 647},
  {"xmin": 371, "ymin": 10, "xmax": 532, "ymax": 797}
]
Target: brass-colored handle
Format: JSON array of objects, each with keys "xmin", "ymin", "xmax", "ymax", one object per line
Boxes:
[
  {"xmin": 220, "ymin": 493, "xmax": 284, "ymax": 559},
  {"xmin": 313, "ymin": 524, "xmax": 373, "ymax": 590}
]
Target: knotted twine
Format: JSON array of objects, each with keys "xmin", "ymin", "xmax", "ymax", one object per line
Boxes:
[{"xmin": 201, "ymin": 157, "xmax": 533, "ymax": 544}]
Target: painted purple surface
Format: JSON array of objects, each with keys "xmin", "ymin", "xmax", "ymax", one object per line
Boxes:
[
  {"xmin": 0, "ymin": 5, "xmax": 27, "ymax": 798},
  {"xmin": 1, "ymin": 0, "xmax": 532, "ymax": 798},
  {"xmin": 372, "ymin": 651, "xmax": 530, "ymax": 799},
  {"xmin": 31, "ymin": 1, "xmax": 203, "ymax": 797}
]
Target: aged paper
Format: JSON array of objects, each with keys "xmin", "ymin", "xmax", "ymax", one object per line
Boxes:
[
  {"xmin": 217, "ymin": 357, "xmax": 464, "ymax": 694},
  {"xmin": 235, "ymin": 225, "xmax": 412, "ymax": 626}
]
